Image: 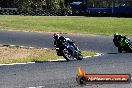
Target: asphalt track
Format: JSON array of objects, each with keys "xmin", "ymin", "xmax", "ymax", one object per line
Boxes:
[{"xmin": 0, "ymin": 30, "xmax": 132, "ymax": 88}]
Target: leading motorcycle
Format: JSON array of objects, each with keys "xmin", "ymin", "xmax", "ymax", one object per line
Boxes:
[{"xmin": 55, "ymin": 42, "xmax": 83, "ymax": 61}]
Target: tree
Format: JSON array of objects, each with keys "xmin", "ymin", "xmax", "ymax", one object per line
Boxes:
[{"xmin": 0, "ymin": 0, "xmax": 15, "ymax": 8}]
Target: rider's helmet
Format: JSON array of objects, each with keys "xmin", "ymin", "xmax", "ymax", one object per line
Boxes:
[
  {"xmin": 53, "ymin": 33, "xmax": 60, "ymax": 40},
  {"xmin": 114, "ymin": 33, "xmax": 119, "ymax": 37}
]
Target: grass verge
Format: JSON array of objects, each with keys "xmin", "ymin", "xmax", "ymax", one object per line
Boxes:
[
  {"xmin": 0, "ymin": 47, "xmax": 96, "ymax": 64},
  {"xmin": 0, "ymin": 16, "xmax": 132, "ymax": 35}
]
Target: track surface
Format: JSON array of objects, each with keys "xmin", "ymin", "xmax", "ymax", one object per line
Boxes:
[{"xmin": 0, "ymin": 30, "xmax": 132, "ymax": 88}]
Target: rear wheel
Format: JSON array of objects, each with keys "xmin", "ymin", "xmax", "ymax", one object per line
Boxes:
[
  {"xmin": 62, "ymin": 48, "xmax": 73, "ymax": 61},
  {"xmin": 77, "ymin": 51, "xmax": 83, "ymax": 60}
]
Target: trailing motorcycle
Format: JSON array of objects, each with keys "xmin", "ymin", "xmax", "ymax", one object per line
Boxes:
[
  {"xmin": 113, "ymin": 36, "xmax": 132, "ymax": 53},
  {"xmin": 55, "ymin": 42, "xmax": 83, "ymax": 61}
]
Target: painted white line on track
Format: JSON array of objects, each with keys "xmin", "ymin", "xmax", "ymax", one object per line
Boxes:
[
  {"xmin": 0, "ymin": 53, "xmax": 103, "ymax": 66},
  {"xmin": 0, "ymin": 44, "xmax": 3, "ymax": 47},
  {"xmin": 83, "ymin": 56, "xmax": 92, "ymax": 58},
  {"xmin": 28, "ymin": 86, "xmax": 45, "ymax": 88},
  {"xmin": 10, "ymin": 45, "xmax": 15, "ymax": 47},
  {"xmin": 0, "ymin": 62, "xmax": 35, "ymax": 66},
  {"xmin": 48, "ymin": 53, "xmax": 103, "ymax": 62},
  {"xmin": 44, "ymin": 48, "xmax": 48, "ymax": 49},
  {"xmin": 0, "ymin": 43, "xmax": 38, "ymax": 49},
  {"xmin": 29, "ymin": 47, "xmax": 35, "ymax": 49},
  {"xmin": 94, "ymin": 53, "xmax": 102, "ymax": 56},
  {"xmin": 20, "ymin": 46, "xmax": 25, "ymax": 48},
  {"xmin": 48, "ymin": 59, "xmax": 65, "ymax": 62}
]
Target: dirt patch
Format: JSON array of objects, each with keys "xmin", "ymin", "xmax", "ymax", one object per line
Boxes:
[
  {"xmin": 0, "ymin": 46, "xmax": 95, "ymax": 64},
  {"xmin": 0, "ymin": 47, "xmax": 50, "ymax": 62}
]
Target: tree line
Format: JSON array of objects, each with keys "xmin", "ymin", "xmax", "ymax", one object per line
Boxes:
[
  {"xmin": 0, "ymin": 0, "xmax": 83, "ymax": 10},
  {"xmin": 0, "ymin": 0, "xmax": 132, "ymax": 9}
]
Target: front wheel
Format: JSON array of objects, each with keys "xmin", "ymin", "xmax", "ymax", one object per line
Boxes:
[
  {"xmin": 118, "ymin": 47, "xmax": 123, "ymax": 53},
  {"xmin": 77, "ymin": 51, "xmax": 83, "ymax": 60},
  {"xmin": 62, "ymin": 48, "xmax": 73, "ymax": 61}
]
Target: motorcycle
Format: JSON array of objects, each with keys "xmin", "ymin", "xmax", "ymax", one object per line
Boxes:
[
  {"xmin": 55, "ymin": 42, "xmax": 83, "ymax": 61},
  {"xmin": 113, "ymin": 37, "xmax": 132, "ymax": 53}
]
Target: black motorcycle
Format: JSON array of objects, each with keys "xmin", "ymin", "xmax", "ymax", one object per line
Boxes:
[{"xmin": 55, "ymin": 42, "xmax": 83, "ymax": 61}]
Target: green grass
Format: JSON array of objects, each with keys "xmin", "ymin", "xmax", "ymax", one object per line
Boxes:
[
  {"xmin": 0, "ymin": 15, "xmax": 132, "ymax": 35},
  {"xmin": 0, "ymin": 47, "xmax": 96, "ymax": 64}
]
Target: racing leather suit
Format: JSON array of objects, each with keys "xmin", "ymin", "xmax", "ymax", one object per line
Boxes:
[{"xmin": 113, "ymin": 35, "xmax": 126, "ymax": 47}]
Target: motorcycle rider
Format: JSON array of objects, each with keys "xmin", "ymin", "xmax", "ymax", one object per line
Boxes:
[
  {"xmin": 53, "ymin": 33, "xmax": 77, "ymax": 56},
  {"xmin": 113, "ymin": 33, "xmax": 127, "ymax": 47}
]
